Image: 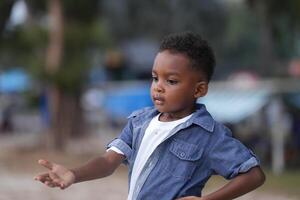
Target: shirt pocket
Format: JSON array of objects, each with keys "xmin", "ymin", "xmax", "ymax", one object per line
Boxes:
[{"xmin": 163, "ymin": 139, "xmax": 204, "ymax": 179}]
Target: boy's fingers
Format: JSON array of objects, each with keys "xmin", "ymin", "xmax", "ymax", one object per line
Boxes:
[
  {"xmin": 45, "ymin": 181, "xmax": 56, "ymax": 188},
  {"xmin": 60, "ymin": 183, "xmax": 66, "ymax": 189},
  {"xmin": 38, "ymin": 159, "xmax": 53, "ymax": 170},
  {"xmin": 49, "ymin": 172, "xmax": 59, "ymax": 179},
  {"xmin": 34, "ymin": 173, "xmax": 49, "ymax": 181},
  {"xmin": 49, "ymin": 172, "xmax": 62, "ymax": 184}
]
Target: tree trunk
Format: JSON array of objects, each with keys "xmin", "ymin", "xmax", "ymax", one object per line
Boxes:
[
  {"xmin": 255, "ymin": 1, "xmax": 275, "ymax": 75},
  {"xmin": 48, "ymin": 88, "xmax": 85, "ymax": 150},
  {"xmin": 46, "ymin": 0, "xmax": 64, "ymax": 73},
  {"xmin": 45, "ymin": 0, "xmax": 85, "ymax": 151},
  {"xmin": 45, "ymin": 0, "xmax": 65, "ymax": 151}
]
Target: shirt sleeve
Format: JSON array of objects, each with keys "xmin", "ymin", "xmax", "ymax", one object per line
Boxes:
[
  {"xmin": 106, "ymin": 119, "xmax": 134, "ymax": 165},
  {"xmin": 208, "ymin": 126, "xmax": 260, "ymax": 179},
  {"xmin": 107, "ymin": 146, "xmax": 125, "ymax": 155}
]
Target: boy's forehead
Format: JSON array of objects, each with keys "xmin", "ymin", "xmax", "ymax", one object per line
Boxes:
[
  {"xmin": 153, "ymin": 51, "xmax": 193, "ymax": 71},
  {"xmin": 153, "ymin": 51, "xmax": 190, "ymax": 68}
]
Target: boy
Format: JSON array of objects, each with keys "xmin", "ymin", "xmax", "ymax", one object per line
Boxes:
[{"xmin": 35, "ymin": 31, "xmax": 265, "ymax": 200}]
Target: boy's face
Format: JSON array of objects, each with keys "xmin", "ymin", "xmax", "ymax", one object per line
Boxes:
[{"xmin": 151, "ymin": 50, "xmax": 208, "ymax": 120}]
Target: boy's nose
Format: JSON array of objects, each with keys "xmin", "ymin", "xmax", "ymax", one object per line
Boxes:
[{"xmin": 154, "ymin": 82, "xmax": 164, "ymax": 93}]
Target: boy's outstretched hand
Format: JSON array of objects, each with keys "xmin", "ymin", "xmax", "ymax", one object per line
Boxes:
[{"xmin": 34, "ymin": 159, "xmax": 75, "ymax": 189}]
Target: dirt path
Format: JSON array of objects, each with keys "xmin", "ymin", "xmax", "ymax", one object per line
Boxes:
[{"xmin": 0, "ymin": 169, "xmax": 128, "ymax": 200}]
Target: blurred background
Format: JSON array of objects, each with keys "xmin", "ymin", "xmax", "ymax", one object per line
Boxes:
[{"xmin": 0, "ymin": 0, "xmax": 300, "ymax": 199}]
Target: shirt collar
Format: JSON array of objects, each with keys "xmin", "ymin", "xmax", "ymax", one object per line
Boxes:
[
  {"xmin": 190, "ymin": 104, "xmax": 215, "ymax": 133},
  {"xmin": 128, "ymin": 104, "xmax": 215, "ymax": 133}
]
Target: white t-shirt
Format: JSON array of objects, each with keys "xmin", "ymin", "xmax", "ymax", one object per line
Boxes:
[{"xmin": 109, "ymin": 113, "xmax": 193, "ymax": 200}]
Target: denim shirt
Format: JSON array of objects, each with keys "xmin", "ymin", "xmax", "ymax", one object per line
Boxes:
[{"xmin": 107, "ymin": 104, "xmax": 259, "ymax": 200}]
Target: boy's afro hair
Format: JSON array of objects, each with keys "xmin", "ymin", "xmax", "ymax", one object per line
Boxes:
[{"xmin": 159, "ymin": 31, "xmax": 215, "ymax": 82}]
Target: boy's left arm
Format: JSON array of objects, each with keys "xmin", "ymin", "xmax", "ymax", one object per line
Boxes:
[{"xmin": 177, "ymin": 166, "xmax": 265, "ymax": 200}]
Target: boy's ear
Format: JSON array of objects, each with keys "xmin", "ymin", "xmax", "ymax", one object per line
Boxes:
[{"xmin": 194, "ymin": 81, "xmax": 208, "ymax": 98}]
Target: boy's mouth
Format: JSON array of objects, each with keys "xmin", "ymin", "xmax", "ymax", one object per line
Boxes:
[{"xmin": 153, "ymin": 95, "xmax": 164, "ymax": 105}]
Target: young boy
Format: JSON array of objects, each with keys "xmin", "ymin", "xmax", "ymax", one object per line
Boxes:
[{"xmin": 35, "ymin": 31, "xmax": 265, "ymax": 200}]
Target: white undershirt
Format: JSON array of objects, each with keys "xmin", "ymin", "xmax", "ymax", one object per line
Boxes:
[{"xmin": 119, "ymin": 113, "xmax": 193, "ymax": 200}]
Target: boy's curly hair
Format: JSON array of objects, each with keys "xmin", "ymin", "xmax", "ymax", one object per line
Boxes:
[{"xmin": 159, "ymin": 31, "xmax": 215, "ymax": 82}]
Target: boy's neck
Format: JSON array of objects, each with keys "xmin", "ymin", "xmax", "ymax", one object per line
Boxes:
[{"xmin": 159, "ymin": 105, "xmax": 196, "ymax": 122}]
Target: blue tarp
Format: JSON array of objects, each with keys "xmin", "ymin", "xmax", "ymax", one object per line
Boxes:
[
  {"xmin": 0, "ymin": 69, "xmax": 30, "ymax": 93},
  {"xmin": 103, "ymin": 84, "xmax": 153, "ymax": 118}
]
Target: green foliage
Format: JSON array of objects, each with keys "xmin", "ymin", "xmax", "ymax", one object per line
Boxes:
[
  {"xmin": 102, "ymin": 0, "xmax": 228, "ymax": 42},
  {"xmin": 1, "ymin": 0, "xmax": 300, "ymax": 83},
  {"xmin": 50, "ymin": 20, "xmax": 111, "ymax": 93},
  {"xmin": 222, "ymin": 5, "xmax": 261, "ymax": 67},
  {"xmin": 0, "ymin": 26, "xmax": 47, "ymax": 70},
  {"xmin": 25, "ymin": 0, "xmax": 47, "ymax": 13},
  {"xmin": 64, "ymin": 21, "xmax": 111, "ymax": 50},
  {"xmin": 265, "ymin": 0, "xmax": 300, "ymax": 58},
  {"xmin": 63, "ymin": 0, "xmax": 99, "ymax": 23},
  {"xmin": 248, "ymin": 0, "xmax": 300, "ymax": 58},
  {"xmin": 44, "ymin": 61, "xmax": 86, "ymax": 94},
  {"xmin": 0, "ymin": 0, "xmax": 113, "ymax": 94}
]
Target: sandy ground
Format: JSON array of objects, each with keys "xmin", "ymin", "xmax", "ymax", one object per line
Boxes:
[
  {"xmin": 0, "ymin": 133, "xmax": 299, "ymax": 200},
  {"xmin": 0, "ymin": 169, "xmax": 128, "ymax": 200}
]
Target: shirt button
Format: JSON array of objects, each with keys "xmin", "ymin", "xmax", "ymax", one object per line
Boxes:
[{"xmin": 180, "ymin": 152, "xmax": 186, "ymax": 158}]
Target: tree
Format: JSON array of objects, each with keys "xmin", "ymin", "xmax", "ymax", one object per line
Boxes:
[
  {"xmin": 1, "ymin": 0, "xmax": 111, "ymax": 151},
  {"xmin": 101, "ymin": 0, "xmax": 227, "ymax": 44},
  {"xmin": 45, "ymin": 0, "xmax": 66, "ymax": 150},
  {"xmin": 100, "ymin": 0, "xmax": 229, "ymax": 78},
  {"xmin": 247, "ymin": 0, "xmax": 300, "ymax": 76},
  {"xmin": 41, "ymin": 0, "xmax": 110, "ymax": 150}
]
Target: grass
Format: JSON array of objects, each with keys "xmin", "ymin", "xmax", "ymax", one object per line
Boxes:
[
  {"xmin": 262, "ymin": 170, "xmax": 300, "ymax": 196},
  {"xmin": 203, "ymin": 169, "xmax": 300, "ymax": 198}
]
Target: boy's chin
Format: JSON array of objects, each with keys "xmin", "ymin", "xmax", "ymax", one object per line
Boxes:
[
  {"xmin": 154, "ymin": 106, "xmax": 173, "ymax": 114},
  {"xmin": 154, "ymin": 105, "xmax": 166, "ymax": 113}
]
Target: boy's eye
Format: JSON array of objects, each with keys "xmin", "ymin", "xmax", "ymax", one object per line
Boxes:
[
  {"xmin": 167, "ymin": 79, "xmax": 178, "ymax": 85},
  {"xmin": 152, "ymin": 76, "xmax": 158, "ymax": 82}
]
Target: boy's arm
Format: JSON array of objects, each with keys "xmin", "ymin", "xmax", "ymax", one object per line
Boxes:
[
  {"xmin": 72, "ymin": 150, "xmax": 124, "ymax": 183},
  {"xmin": 177, "ymin": 166, "xmax": 265, "ymax": 200},
  {"xmin": 34, "ymin": 150, "xmax": 124, "ymax": 189}
]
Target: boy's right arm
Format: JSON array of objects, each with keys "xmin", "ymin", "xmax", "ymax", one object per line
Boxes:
[
  {"xmin": 72, "ymin": 150, "xmax": 125, "ymax": 183},
  {"xmin": 34, "ymin": 150, "xmax": 125, "ymax": 189}
]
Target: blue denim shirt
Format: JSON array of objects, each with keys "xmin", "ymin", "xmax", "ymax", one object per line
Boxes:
[{"xmin": 107, "ymin": 104, "xmax": 259, "ymax": 200}]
